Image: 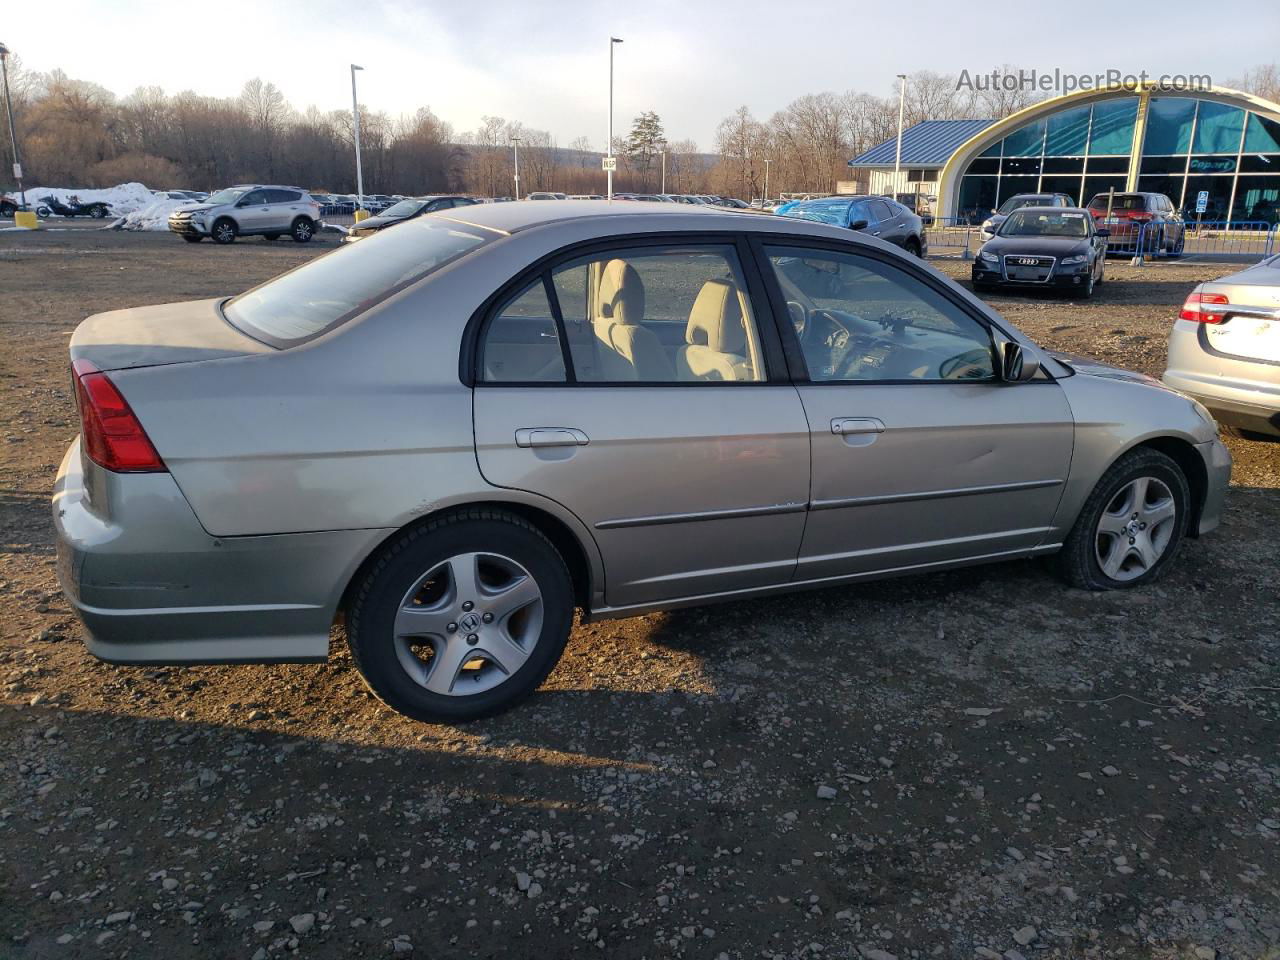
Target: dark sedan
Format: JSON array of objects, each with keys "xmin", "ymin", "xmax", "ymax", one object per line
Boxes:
[
  {"xmin": 778, "ymin": 195, "xmax": 927, "ymax": 257},
  {"xmin": 343, "ymin": 196, "xmax": 478, "ymax": 243},
  {"xmin": 972, "ymin": 207, "xmax": 1109, "ymax": 298}
]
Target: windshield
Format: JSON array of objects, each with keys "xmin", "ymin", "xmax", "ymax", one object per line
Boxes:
[
  {"xmin": 380, "ymin": 199, "xmax": 427, "ymax": 218},
  {"xmin": 205, "ymin": 188, "xmax": 248, "ymax": 205},
  {"xmin": 1088, "ymin": 194, "xmax": 1144, "ymax": 211},
  {"xmin": 225, "ymin": 218, "xmax": 496, "ymax": 346},
  {"xmin": 997, "ymin": 196, "xmax": 1050, "ymax": 215},
  {"xmin": 999, "ymin": 210, "xmax": 1090, "ymax": 238}
]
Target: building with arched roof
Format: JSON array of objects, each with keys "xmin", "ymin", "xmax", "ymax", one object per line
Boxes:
[{"xmin": 849, "ymin": 84, "xmax": 1280, "ymax": 225}]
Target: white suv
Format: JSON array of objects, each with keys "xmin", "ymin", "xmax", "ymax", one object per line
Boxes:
[{"xmin": 168, "ymin": 185, "xmax": 322, "ymax": 244}]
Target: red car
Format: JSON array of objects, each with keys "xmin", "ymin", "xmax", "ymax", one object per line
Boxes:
[{"xmin": 1086, "ymin": 192, "xmax": 1185, "ymax": 256}]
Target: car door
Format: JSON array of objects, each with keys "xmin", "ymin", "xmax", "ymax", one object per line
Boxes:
[
  {"xmin": 265, "ymin": 189, "xmax": 302, "ymax": 230},
  {"xmin": 868, "ymin": 199, "xmax": 906, "ymax": 247},
  {"xmin": 754, "ymin": 239, "xmax": 1074, "ymax": 581},
  {"xmin": 472, "ymin": 237, "xmax": 811, "ymax": 609},
  {"xmin": 234, "ymin": 189, "xmax": 270, "ymax": 232}
]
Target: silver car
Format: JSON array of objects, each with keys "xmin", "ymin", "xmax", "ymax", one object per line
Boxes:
[
  {"xmin": 1163, "ymin": 255, "xmax": 1280, "ymax": 440},
  {"xmin": 54, "ymin": 202, "xmax": 1231, "ymax": 722},
  {"xmin": 168, "ymin": 184, "xmax": 322, "ymax": 245}
]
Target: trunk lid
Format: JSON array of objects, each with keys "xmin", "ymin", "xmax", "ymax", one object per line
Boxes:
[
  {"xmin": 1199, "ymin": 261, "xmax": 1280, "ymax": 364},
  {"xmin": 70, "ymin": 298, "xmax": 274, "ymax": 372}
]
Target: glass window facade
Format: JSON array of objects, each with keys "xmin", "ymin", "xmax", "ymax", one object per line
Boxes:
[{"xmin": 956, "ymin": 94, "xmax": 1280, "ymax": 225}]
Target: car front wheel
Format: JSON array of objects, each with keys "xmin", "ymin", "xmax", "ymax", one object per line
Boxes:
[
  {"xmin": 346, "ymin": 510, "xmax": 575, "ymax": 723},
  {"xmin": 1056, "ymin": 448, "xmax": 1190, "ymax": 590},
  {"xmin": 291, "ymin": 217, "xmax": 314, "ymax": 242},
  {"xmin": 211, "ymin": 218, "xmax": 237, "ymax": 244}
]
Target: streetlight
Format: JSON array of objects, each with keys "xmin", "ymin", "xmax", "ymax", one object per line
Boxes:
[
  {"xmin": 894, "ymin": 73, "xmax": 907, "ymax": 196},
  {"xmin": 0, "ymin": 42, "xmax": 25, "ymax": 211},
  {"xmin": 607, "ymin": 36, "xmax": 623, "ymax": 200},
  {"xmin": 762, "ymin": 158, "xmax": 771, "ymax": 206},
  {"xmin": 510, "ymin": 136, "xmax": 521, "ymax": 200},
  {"xmin": 350, "ymin": 64, "xmax": 366, "ymax": 215}
]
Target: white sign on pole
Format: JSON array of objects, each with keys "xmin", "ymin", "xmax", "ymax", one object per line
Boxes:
[
  {"xmin": 1195, "ymin": 190, "xmax": 1209, "ymax": 214},
  {"xmin": 11, "ymin": 163, "xmax": 20, "ymax": 179},
  {"xmin": 601, "ymin": 156, "xmax": 617, "ymax": 172}
]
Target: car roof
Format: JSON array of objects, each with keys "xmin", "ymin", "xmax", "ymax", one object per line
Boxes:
[{"xmin": 437, "ymin": 198, "xmax": 863, "ymax": 241}]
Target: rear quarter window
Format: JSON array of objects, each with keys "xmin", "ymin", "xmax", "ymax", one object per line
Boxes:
[{"xmin": 224, "ymin": 218, "xmax": 496, "ymax": 346}]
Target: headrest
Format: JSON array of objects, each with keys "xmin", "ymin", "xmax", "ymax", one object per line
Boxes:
[
  {"xmin": 686, "ymin": 279, "xmax": 747, "ymax": 355},
  {"xmin": 598, "ymin": 259, "xmax": 645, "ymax": 326}
]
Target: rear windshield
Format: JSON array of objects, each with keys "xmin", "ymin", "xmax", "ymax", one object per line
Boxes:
[
  {"xmin": 997, "ymin": 196, "xmax": 1050, "ymax": 214},
  {"xmin": 224, "ymin": 218, "xmax": 495, "ymax": 346},
  {"xmin": 1087, "ymin": 194, "xmax": 1145, "ymax": 211}
]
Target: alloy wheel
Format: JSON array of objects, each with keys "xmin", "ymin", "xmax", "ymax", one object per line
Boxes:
[
  {"xmin": 393, "ymin": 552, "xmax": 544, "ymax": 696},
  {"xmin": 1094, "ymin": 476, "xmax": 1177, "ymax": 582}
]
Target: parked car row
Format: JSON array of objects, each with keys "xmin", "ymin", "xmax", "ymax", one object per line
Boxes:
[{"xmin": 774, "ymin": 194, "xmax": 928, "ymax": 258}]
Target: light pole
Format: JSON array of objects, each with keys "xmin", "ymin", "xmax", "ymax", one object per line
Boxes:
[
  {"xmin": 511, "ymin": 136, "xmax": 521, "ymax": 199},
  {"xmin": 0, "ymin": 42, "xmax": 25, "ymax": 211},
  {"xmin": 607, "ymin": 36, "xmax": 623, "ymax": 200},
  {"xmin": 762, "ymin": 158, "xmax": 771, "ymax": 206},
  {"xmin": 658, "ymin": 140, "xmax": 667, "ymax": 194},
  {"xmin": 350, "ymin": 64, "xmax": 366, "ymax": 213},
  {"xmin": 894, "ymin": 73, "xmax": 907, "ymax": 196}
]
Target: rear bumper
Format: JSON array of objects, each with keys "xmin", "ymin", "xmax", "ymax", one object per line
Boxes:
[
  {"xmin": 1164, "ymin": 329, "xmax": 1280, "ymax": 438},
  {"xmin": 53, "ymin": 440, "xmax": 390, "ymax": 664}
]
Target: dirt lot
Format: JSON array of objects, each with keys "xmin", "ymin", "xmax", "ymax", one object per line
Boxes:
[{"xmin": 0, "ymin": 229, "xmax": 1277, "ymax": 960}]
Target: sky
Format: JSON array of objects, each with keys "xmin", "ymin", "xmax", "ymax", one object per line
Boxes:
[{"xmin": 7, "ymin": 0, "xmax": 1280, "ymax": 148}]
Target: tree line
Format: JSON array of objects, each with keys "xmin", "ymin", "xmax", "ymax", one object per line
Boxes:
[{"xmin": 1, "ymin": 57, "xmax": 1276, "ymax": 199}]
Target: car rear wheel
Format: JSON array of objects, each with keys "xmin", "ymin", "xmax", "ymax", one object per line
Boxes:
[
  {"xmin": 1056, "ymin": 448, "xmax": 1190, "ymax": 590},
  {"xmin": 346, "ymin": 510, "xmax": 575, "ymax": 723},
  {"xmin": 291, "ymin": 217, "xmax": 314, "ymax": 243},
  {"xmin": 904, "ymin": 236, "xmax": 922, "ymax": 258},
  {"xmin": 211, "ymin": 218, "xmax": 237, "ymax": 244}
]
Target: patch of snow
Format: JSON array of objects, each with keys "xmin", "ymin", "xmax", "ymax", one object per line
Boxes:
[
  {"xmin": 112, "ymin": 197, "xmax": 197, "ymax": 231},
  {"xmin": 25, "ymin": 182, "xmax": 159, "ymax": 217}
]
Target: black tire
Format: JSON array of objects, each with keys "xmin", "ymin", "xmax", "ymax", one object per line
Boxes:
[
  {"xmin": 0, "ymin": 202, "xmax": 15, "ymax": 217},
  {"xmin": 181, "ymin": 234, "xmax": 203, "ymax": 243},
  {"xmin": 1055, "ymin": 447, "xmax": 1191, "ymax": 590},
  {"xmin": 89, "ymin": 205, "xmax": 106, "ymax": 219},
  {"xmin": 35, "ymin": 205, "xmax": 51, "ymax": 219},
  {"xmin": 1094, "ymin": 259, "xmax": 1104, "ymax": 285},
  {"xmin": 904, "ymin": 236, "xmax": 923, "ymax": 258},
  {"xmin": 1170, "ymin": 233, "xmax": 1185, "ymax": 257},
  {"xmin": 262, "ymin": 233, "xmax": 280, "ymax": 241},
  {"xmin": 290, "ymin": 217, "xmax": 314, "ymax": 243},
  {"xmin": 1073, "ymin": 271, "xmax": 1095, "ymax": 299},
  {"xmin": 347, "ymin": 509, "xmax": 575, "ymax": 723},
  {"xmin": 211, "ymin": 218, "xmax": 237, "ymax": 244}
]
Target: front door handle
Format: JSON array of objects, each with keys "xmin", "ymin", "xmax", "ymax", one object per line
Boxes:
[
  {"xmin": 831, "ymin": 418, "xmax": 885, "ymax": 436},
  {"xmin": 515, "ymin": 427, "xmax": 590, "ymax": 448}
]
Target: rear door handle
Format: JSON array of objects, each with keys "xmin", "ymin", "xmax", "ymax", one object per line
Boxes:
[
  {"xmin": 515, "ymin": 428, "xmax": 590, "ymax": 448},
  {"xmin": 830, "ymin": 418, "xmax": 885, "ymax": 436}
]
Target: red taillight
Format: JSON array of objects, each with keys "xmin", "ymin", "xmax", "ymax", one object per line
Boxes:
[
  {"xmin": 1128, "ymin": 212, "xmax": 1154, "ymax": 222},
  {"xmin": 72, "ymin": 359, "xmax": 166, "ymax": 472},
  {"xmin": 1179, "ymin": 292, "xmax": 1229, "ymax": 324}
]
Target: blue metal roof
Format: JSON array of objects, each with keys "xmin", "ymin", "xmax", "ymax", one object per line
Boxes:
[{"xmin": 849, "ymin": 119, "xmax": 996, "ymax": 168}]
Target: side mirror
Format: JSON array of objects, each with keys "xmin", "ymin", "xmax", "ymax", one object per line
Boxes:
[
  {"xmin": 850, "ymin": 219, "xmax": 869, "ymax": 231},
  {"xmin": 1096, "ymin": 228, "xmax": 1111, "ymax": 237},
  {"xmin": 1000, "ymin": 340, "xmax": 1041, "ymax": 382}
]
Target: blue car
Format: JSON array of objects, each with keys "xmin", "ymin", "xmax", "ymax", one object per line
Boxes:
[{"xmin": 776, "ymin": 195, "xmax": 928, "ymax": 257}]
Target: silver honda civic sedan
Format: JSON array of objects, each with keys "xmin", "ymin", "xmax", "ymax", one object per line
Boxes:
[{"xmin": 53, "ymin": 201, "xmax": 1231, "ymax": 723}]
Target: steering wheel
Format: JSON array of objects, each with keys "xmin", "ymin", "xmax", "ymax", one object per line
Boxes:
[
  {"xmin": 938, "ymin": 348, "xmax": 994, "ymax": 381},
  {"xmin": 811, "ymin": 309, "xmax": 852, "ymax": 350}
]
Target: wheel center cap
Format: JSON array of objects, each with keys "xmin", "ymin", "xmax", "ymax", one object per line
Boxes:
[{"xmin": 459, "ymin": 611, "xmax": 482, "ymax": 633}]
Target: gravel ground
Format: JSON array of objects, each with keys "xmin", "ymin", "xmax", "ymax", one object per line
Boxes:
[{"xmin": 0, "ymin": 230, "xmax": 1277, "ymax": 960}]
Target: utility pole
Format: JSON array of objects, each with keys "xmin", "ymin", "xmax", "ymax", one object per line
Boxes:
[
  {"xmin": 659, "ymin": 141, "xmax": 667, "ymax": 194},
  {"xmin": 511, "ymin": 137, "xmax": 521, "ymax": 199},
  {"xmin": 0, "ymin": 42, "xmax": 25, "ymax": 210},
  {"xmin": 350, "ymin": 64, "xmax": 365, "ymax": 214},
  {"xmin": 894, "ymin": 73, "xmax": 907, "ymax": 196},
  {"xmin": 762, "ymin": 158, "xmax": 771, "ymax": 206},
  {"xmin": 607, "ymin": 37, "xmax": 623, "ymax": 199}
]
